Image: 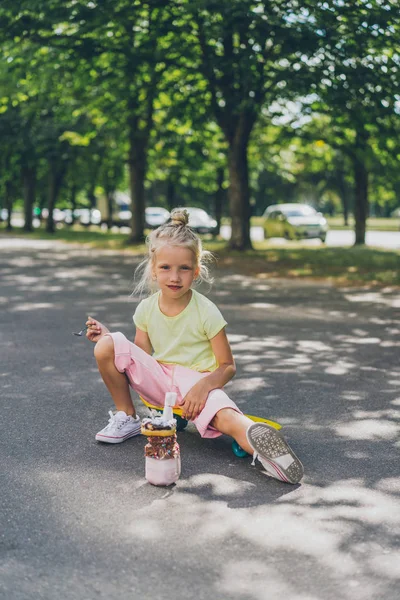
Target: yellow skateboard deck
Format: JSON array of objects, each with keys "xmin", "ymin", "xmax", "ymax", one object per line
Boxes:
[{"xmin": 139, "ymin": 397, "xmax": 281, "ymax": 430}]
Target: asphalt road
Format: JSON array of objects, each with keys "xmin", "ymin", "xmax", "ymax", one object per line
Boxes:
[
  {"xmin": 1, "ymin": 238, "xmax": 400, "ymax": 600},
  {"xmin": 220, "ymin": 226, "xmax": 400, "ymax": 249},
  {"xmin": 7, "ymin": 215, "xmax": 400, "ymax": 249}
]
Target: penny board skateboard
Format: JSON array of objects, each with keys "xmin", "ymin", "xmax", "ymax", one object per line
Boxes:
[{"xmin": 139, "ymin": 396, "xmax": 281, "ymax": 457}]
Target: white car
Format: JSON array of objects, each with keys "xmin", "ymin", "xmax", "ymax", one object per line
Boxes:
[
  {"xmin": 70, "ymin": 208, "xmax": 102, "ymax": 226},
  {"xmin": 145, "ymin": 207, "xmax": 170, "ymax": 228},
  {"xmin": 263, "ymin": 203, "xmax": 328, "ymax": 242},
  {"xmin": 180, "ymin": 207, "xmax": 218, "ymax": 234},
  {"xmin": 107, "ymin": 207, "xmax": 170, "ymax": 228}
]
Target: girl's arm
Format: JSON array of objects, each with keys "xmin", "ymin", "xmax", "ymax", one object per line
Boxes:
[
  {"xmin": 134, "ymin": 327, "xmax": 153, "ymax": 355},
  {"xmin": 180, "ymin": 328, "xmax": 236, "ymax": 420},
  {"xmin": 202, "ymin": 328, "xmax": 236, "ymax": 391}
]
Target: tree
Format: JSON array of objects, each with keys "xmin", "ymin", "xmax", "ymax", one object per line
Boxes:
[
  {"xmin": 302, "ymin": 0, "xmax": 400, "ymax": 244},
  {"xmin": 1, "ymin": 1, "xmax": 179, "ymax": 242},
  {"xmin": 148, "ymin": 96, "xmax": 228, "ymax": 218},
  {"xmin": 0, "ymin": 110, "xmax": 21, "ymax": 230},
  {"xmin": 184, "ymin": 0, "xmax": 319, "ymax": 249}
]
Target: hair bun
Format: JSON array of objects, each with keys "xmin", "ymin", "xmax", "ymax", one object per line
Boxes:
[{"xmin": 170, "ymin": 208, "xmax": 189, "ymax": 226}]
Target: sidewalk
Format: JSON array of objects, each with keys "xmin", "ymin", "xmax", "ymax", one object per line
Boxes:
[{"xmin": 1, "ymin": 238, "xmax": 399, "ymax": 600}]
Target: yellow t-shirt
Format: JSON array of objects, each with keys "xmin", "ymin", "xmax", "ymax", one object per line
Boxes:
[{"xmin": 133, "ymin": 289, "xmax": 227, "ymax": 372}]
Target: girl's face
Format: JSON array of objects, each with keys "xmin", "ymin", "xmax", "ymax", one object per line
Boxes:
[{"xmin": 153, "ymin": 245, "xmax": 199, "ymax": 299}]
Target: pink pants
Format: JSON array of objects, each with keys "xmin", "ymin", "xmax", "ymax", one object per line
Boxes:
[{"xmin": 105, "ymin": 332, "xmax": 242, "ymax": 438}]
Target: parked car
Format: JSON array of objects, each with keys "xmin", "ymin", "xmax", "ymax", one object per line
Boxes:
[
  {"xmin": 115, "ymin": 210, "xmax": 131, "ymax": 227},
  {"xmin": 145, "ymin": 206, "xmax": 170, "ymax": 228},
  {"xmin": 107, "ymin": 207, "xmax": 170, "ymax": 228},
  {"xmin": 67, "ymin": 208, "xmax": 102, "ymax": 226},
  {"xmin": 40, "ymin": 207, "xmax": 67, "ymax": 223},
  {"xmin": 391, "ymin": 207, "xmax": 400, "ymax": 218},
  {"xmin": 263, "ymin": 203, "xmax": 328, "ymax": 242},
  {"xmin": 178, "ymin": 207, "xmax": 218, "ymax": 235}
]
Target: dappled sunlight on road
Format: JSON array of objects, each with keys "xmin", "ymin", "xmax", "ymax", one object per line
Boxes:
[
  {"xmin": 1, "ymin": 240, "xmax": 399, "ymax": 599},
  {"xmin": 335, "ymin": 418, "xmax": 400, "ymax": 441},
  {"xmin": 217, "ymin": 560, "xmax": 322, "ymax": 600},
  {"xmin": 30, "ymin": 464, "xmax": 400, "ymax": 599},
  {"xmin": 344, "ymin": 289, "xmax": 400, "ymax": 308}
]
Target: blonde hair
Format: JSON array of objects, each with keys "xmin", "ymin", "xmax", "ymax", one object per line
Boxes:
[{"xmin": 133, "ymin": 208, "xmax": 214, "ymax": 296}]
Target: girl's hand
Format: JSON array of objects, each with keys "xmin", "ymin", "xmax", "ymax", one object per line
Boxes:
[
  {"xmin": 181, "ymin": 381, "xmax": 209, "ymax": 421},
  {"xmin": 86, "ymin": 316, "xmax": 110, "ymax": 343}
]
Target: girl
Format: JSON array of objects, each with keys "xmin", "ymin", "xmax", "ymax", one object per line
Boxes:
[{"xmin": 86, "ymin": 209, "xmax": 304, "ymax": 484}]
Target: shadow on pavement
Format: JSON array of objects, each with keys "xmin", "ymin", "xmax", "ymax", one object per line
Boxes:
[{"xmin": 1, "ymin": 240, "xmax": 399, "ymax": 600}]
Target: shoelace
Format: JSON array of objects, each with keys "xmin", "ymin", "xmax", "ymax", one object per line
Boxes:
[
  {"xmin": 104, "ymin": 410, "xmax": 129, "ymax": 431},
  {"xmin": 251, "ymin": 451, "xmax": 276, "ymax": 477},
  {"xmin": 252, "ymin": 450, "xmax": 289, "ymax": 483}
]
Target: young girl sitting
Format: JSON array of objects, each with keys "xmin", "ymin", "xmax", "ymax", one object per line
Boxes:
[{"xmin": 86, "ymin": 209, "xmax": 304, "ymax": 484}]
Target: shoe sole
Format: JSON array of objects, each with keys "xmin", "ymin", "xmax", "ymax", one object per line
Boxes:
[
  {"xmin": 95, "ymin": 427, "xmax": 141, "ymax": 444},
  {"xmin": 246, "ymin": 422, "xmax": 304, "ymax": 484}
]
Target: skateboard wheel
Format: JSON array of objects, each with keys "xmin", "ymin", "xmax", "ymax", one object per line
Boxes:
[
  {"xmin": 176, "ymin": 415, "xmax": 188, "ymax": 432},
  {"xmin": 232, "ymin": 440, "xmax": 248, "ymax": 458}
]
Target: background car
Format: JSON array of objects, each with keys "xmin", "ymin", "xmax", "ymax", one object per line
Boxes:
[
  {"xmin": 391, "ymin": 207, "xmax": 400, "ymax": 218},
  {"xmin": 40, "ymin": 207, "xmax": 68, "ymax": 224},
  {"xmin": 263, "ymin": 203, "xmax": 328, "ymax": 242},
  {"xmin": 145, "ymin": 206, "xmax": 170, "ymax": 228},
  {"xmin": 109, "ymin": 206, "xmax": 170, "ymax": 228},
  {"xmin": 180, "ymin": 207, "xmax": 218, "ymax": 234},
  {"xmin": 74, "ymin": 208, "xmax": 101, "ymax": 227}
]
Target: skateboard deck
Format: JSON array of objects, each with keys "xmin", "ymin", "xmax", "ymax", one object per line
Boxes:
[{"xmin": 139, "ymin": 397, "xmax": 281, "ymax": 430}]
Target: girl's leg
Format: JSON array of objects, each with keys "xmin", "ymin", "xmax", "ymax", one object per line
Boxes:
[
  {"xmin": 95, "ymin": 332, "xmax": 174, "ymax": 410},
  {"xmin": 211, "ymin": 409, "xmax": 255, "ymax": 454},
  {"xmin": 94, "ymin": 336, "xmax": 136, "ymax": 416},
  {"xmin": 210, "ymin": 406, "xmax": 304, "ymax": 484}
]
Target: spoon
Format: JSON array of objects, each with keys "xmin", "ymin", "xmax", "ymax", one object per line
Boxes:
[{"xmin": 73, "ymin": 325, "xmax": 88, "ymax": 337}]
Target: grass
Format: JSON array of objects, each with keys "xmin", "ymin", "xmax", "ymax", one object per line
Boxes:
[
  {"xmin": 0, "ymin": 225, "xmax": 144, "ymax": 252},
  {"xmin": 249, "ymin": 216, "xmax": 400, "ymax": 230},
  {"xmin": 1, "ymin": 225, "xmax": 399, "ymax": 286},
  {"xmin": 326, "ymin": 217, "xmax": 399, "ymax": 231},
  {"xmin": 213, "ymin": 242, "xmax": 400, "ymax": 286}
]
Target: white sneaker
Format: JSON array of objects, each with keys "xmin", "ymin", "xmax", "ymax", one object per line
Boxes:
[
  {"xmin": 95, "ymin": 411, "xmax": 141, "ymax": 444},
  {"xmin": 246, "ymin": 422, "xmax": 304, "ymax": 484}
]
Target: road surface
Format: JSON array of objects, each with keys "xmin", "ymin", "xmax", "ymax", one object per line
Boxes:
[
  {"xmin": 1, "ymin": 237, "xmax": 399, "ymax": 600},
  {"xmin": 7, "ymin": 215, "xmax": 400, "ymax": 249},
  {"xmin": 220, "ymin": 225, "xmax": 400, "ymax": 249}
]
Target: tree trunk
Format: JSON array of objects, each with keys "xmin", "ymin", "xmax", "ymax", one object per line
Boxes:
[
  {"xmin": 70, "ymin": 184, "xmax": 77, "ymax": 211},
  {"xmin": 353, "ymin": 129, "xmax": 369, "ymax": 245},
  {"xmin": 70, "ymin": 184, "xmax": 77, "ymax": 225},
  {"xmin": 353, "ymin": 160, "xmax": 368, "ymax": 245},
  {"xmin": 22, "ymin": 165, "xmax": 36, "ymax": 232},
  {"xmin": 124, "ymin": 56, "xmax": 158, "ymax": 243},
  {"xmin": 128, "ymin": 138, "xmax": 147, "ymax": 244},
  {"xmin": 5, "ymin": 180, "xmax": 13, "ymax": 230},
  {"xmin": 227, "ymin": 130, "xmax": 252, "ymax": 251},
  {"xmin": 337, "ymin": 170, "xmax": 349, "ymax": 227},
  {"xmin": 33, "ymin": 175, "xmax": 46, "ymax": 223},
  {"xmin": 87, "ymin": 183, "xmax": 96, "ymax": 210},
  {"xmin": 102, "ymin": 170, "xmax": 114, "ymax": 229},
  {"xmin": 214, "ymin": 167, "xmax": 224, "ymax": 236},
  {"xmin": 46, "ymin": 171, "xmax": 57, "ymax": 234},
  {"xmin": 46, "ymin": 162, "xmax": 66, "ymax": 234},
  {"xmin": 106, "ymin": 190, "xmax": 114, "ymax": 229}
]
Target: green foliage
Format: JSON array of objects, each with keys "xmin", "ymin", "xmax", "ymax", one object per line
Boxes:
[{"xmin": 0, "ymin": 0, "xmax": 399, "ymax": 241}]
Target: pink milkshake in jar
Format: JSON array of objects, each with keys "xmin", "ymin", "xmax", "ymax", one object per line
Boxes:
[{"xmin": 141, "ymin": 392, "xmax": 181, "ymax": 486}]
